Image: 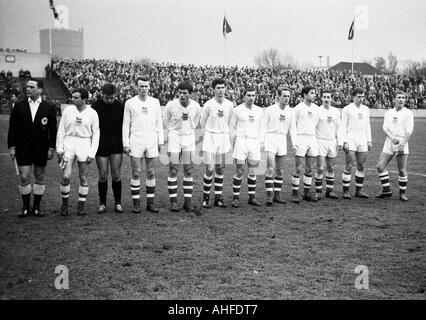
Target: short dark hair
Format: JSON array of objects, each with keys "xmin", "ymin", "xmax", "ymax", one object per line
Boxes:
[
  {"xmin": 177, "ymin": 81, "xmax": 193, "ymax": 93},
  {"xmin": 352, "ymin": 87, "xmax": 364, "ymax": 96},
  {"xmin": 136, "ymin": 75, "xmax": 149, "ymax": 83},
  {"xmin": 278, "ymin": 87, "xmax": 291, "ymax": 96},
  {"xmin": 212, "ymin": 78, "xmax": 226, "ymax": 89},
  {"xmin": 101, "ymin": 83, "xmax": 117, "ymax": 95},
  {"xmin": 27, "ymin": 78, "xmax": 44, "ymax": 89},
  {"xmin": 243, "ymin": 87, "xmax": 256, "ymax": 96},
  {"xmin": 322, "ymin": 89, "xmax": 333, "ymax": 96},
  {"xmin": 301, "ymin": 86, "xmax": 315, "ymax": 97},
  {"xmin": 395, "ymin": 90, "xmax": 406, "ymax": 97},
  {"xmin": 72, "ymin": 88, "xmax": 89, "ymax": 100}
]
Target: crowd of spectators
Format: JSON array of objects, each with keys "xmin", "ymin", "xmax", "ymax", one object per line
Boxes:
[{"xmin": 8, "ymin": 58, "xmax": 425, "ymax": 110}]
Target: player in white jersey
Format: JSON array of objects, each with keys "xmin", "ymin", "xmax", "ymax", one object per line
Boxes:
[
  {"xmin": 264, "ymin": 88, "xmax": 297, "ymax": 206},
  {"xmin": 122, "ymin": 76, "xmax": 164, "ymax": 214},
  {"xmin": 229, "ymin": 87, "xmax": 265, "ymax": 208},
  {"xmin": 314, "ymin": 90, "xmax": 343, "ymax": 200},
  {"xmin": 56, "ymin": 88, "xmax": 100, "ymax": 216},
  {"xmin": 200, "ymin": 78, "xmax": 233, "ymax": 209},
  {"xmin": 375, "ymin": 91, "xmax": 414, "ymax": 201},
  {"xmin": 163, "ymin": 81, "xmax": 202, "ymax": 214},
  {"xmin": 291, "ymin": 86, "xmax": 320, "ymax": 203},
  {"xmin": 341, "ymin": 88, "xmax": 372, "ymax": 199}
]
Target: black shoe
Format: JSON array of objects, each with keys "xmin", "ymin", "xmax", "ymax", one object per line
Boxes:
[
  {"xmin": 146, "ymin": 203, "xmax": 158, "ymax": 213},
  {"xmin": 132, "ymin": 205, "xmax": 141, "ymax": 214},
  {"xmin": 400, "ymin": 193, "xmax": 408, "ymax": 201},
  {"xmin": 114, "ymin": 203, "xmax": 124, "ymax": 213},
  {"xmin": 32, "ymin": 207, "xmax": 44, "ymax": 217},
  {"xmin": 170, "ymin": 202, "xmax": 180, "ymax": 212},
  {"xmin": 60, "ymin": 204, "xmax": 68, "ymax": 216},
  {"xmin": 202, "ymin": 199, "xmax": 212, "ymax": 209},
  {"xmin": 316, "ymin": 193, "xmax": 322, "ymax": 200},
  {"xmin": 303, "ymin": 194, "xmax": 318, "ymax": 202},
  {"xmin": 375, "ymin": 192, "xmax": 392, "ymax": 199},
  {"xmin": 266, "ymin": 196, "xmax": 273, "ymax": 206},
  {"xmin": 214, "ymin": 196, "xmax": 227, "ymax": 208},
  {"xmin": 183, "ymin": 202, "xmax": 202, "ymax": 216},
  {"xmin": 231, "ymin": 198, "xmax": 240, "ymax": 208},
  {"xmin": 18, "ymin": 207, "xmax": 29, "ymax": 218},
  {"xmin": 97, "ymin": 204, "xmax": 107, "ymax": 214},
  {"xmin": 292, "ymin": 195, "xmax": 300, "ymax": 203},
  {"xmin": 343, "ymin": 191, "xmax": 352, "ymax": 200},
  {"xmin": 248, "ymin": 197, "xmax": 261, "ymax": 206},
  {"xmin": 273, "ymin": 194, "xmax": 286, "ymax": 204},
  {"xmin": 355, "ymin": 190, "xmax": 370, "ymax": 199},
  {"xmin": 325, "ymin": 191, "xmax": 339, "ymax": 200},
  {"xmin": 77, "ymin": 202, "xmax": 86, "ymax": 216}
]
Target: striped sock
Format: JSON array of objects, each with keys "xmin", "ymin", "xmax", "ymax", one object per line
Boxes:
[
  {"xmin": 60, "ymin": 183, "xmax": 70, "ymax": 199},
  {"xmin": 291, "ymin": 175, "xmax": 300, "ymax": 195},
  {"xmin": 325, "ymin": 171, "xmax": 335, "ymax": 193},
  {"xmin": 78, "ymin": 185, "xmax": 89, "ymax": 202},
  {"xmin": 183, "ymin": 176, "xmax": 193, "ymax": 199},
  {"xmin": 232, "ymin": 175, "xmax": 242, "ymax": 198},
  {"xmin": 303, "ymin": 174, "xmax": 312, "ymax": 196},
  {"xmin": 248, "ymin": 175, "xmax": 256, "ymax": 197},
  {"xmin": 274, "ymin": 177, "xmax": 283, "ymax": 193},
  {"xmin": 399, "ymin": 175, "xmax": 408, "ymax": 193},
  {"xmin": 146, "ymin": 178, "xmax": 155, "ymax": 204},
  {"xmin": 314, "ymin": 172, "xmax": 323, "ymax": 194},
  {"xmin": 19, "ymin": 184, "xmax": 32, "ymax": 209},
  {"xmin": 130, "ymin": 178, "xmax": 140, "ymax": 200},
  {"xmin": 355, "ymin": 170, "xmax": 365, "ymax": 192},
  {"xmin": 168, "ymin": 176, "xmax": 178, "ymax": 202},
  {"xmin": 203, "ymin": 173, "xmax": 213, "ymax": 200},
  {"xmin": 33, "ymin": 183, "xmax": 45, "ymax": 208},
  {"xmin": 342, "ymin": 171, "xmax": 351, "ymax": 192},
  {"xmin": 379, "ymin": 171, "xmax": 391, "ymax": 194},
  {"xmin": 265, "ymin": 175, "xmax": 274, "ymax": 197},
  {"xmin": 214, "ymin": 174, "xmax": 224, "ymax": 199}
]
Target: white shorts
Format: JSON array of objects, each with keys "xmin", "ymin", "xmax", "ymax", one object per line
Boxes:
[
  {"xmin": 202, "ymin": 131, "xmax": 231, "ymax": 154},
  {"xmin": 382, "ymin": 137, "xmax": 409, "ymax": 155},
  {"xmin": 347, "ymin": 134, "xmax": 368, "ymax": 153},
  {"xmin": 64, "ymin": 136, "xmax": 92, "ymax": 162},
  {"xmin": 233, "ymin": 137, "xmax": 261, "ymax": 162},
  {"xmin": 168, "ymin": 132, "xmax": 196, "ymax": 153},
  {"xmin": 130, "ymin": 133, "xmax": 159, "ymax": 158},
  {"xmin": 318, "ymin": 138, "xmax": 338, "ymax": 158},
  {"xmin": 295, "ymin": 135, "xmax": 318, "ymax": 157},
  {"xmin": 264, "ymin": 133, "xmax": 287, "ymax": 156}
]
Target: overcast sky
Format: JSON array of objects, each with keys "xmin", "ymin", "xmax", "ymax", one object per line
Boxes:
[{"xmin": 0, "ymin": 0, "xmax": 425, "ymax": 67}]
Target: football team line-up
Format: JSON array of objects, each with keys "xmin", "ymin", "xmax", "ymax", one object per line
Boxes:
[{"xmin": 7, "ymin": 76, "xmax": 413, "ymax": 218}]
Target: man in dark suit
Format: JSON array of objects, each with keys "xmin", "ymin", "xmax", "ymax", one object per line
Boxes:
[{"xmin": 8, "ymin": 78, "xmax": 57, "ymax": 217}]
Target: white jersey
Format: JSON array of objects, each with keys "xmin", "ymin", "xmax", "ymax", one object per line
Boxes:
[
  {"xmin": 230, "ymin": 103, "xmax": 265, "ymax": 142},
  {"xmin": 163, "ymin": 98, "xmax": 201, "ymax": 135},
  {"xmin": 264, "ymin": 103, "xmax": 297, "ymax": 142},
  {"xmin": 122, "ymin": 95, "xmax": 164, "ymax": 148},
  {"xmin": 200, "ymin": 97, "xmax": 233, "ymax": 133},
  {"xmin": 316, "ymin": 105, "xmax": 343, "ymax": 144},
  {"xmin": 293, "ymin": 102, "xmax": 320, "ymax": 136},
  {"xmin": 56, "ymin": 105, "xmax": 100, "ymax": 158},
  {"xmin": 383, "ymin": 107, "xmax": 414, "ymax": 139},
  {"xmin": 341, "ymin": 103, "xmax": 372, "ymax": 143}
]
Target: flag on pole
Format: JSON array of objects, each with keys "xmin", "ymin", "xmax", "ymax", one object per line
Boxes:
[
  {"xmin": 348, "ymin": 20, "xmax": 355, "ymax": 40},
  {"xmin": 223, "ymin": 16, "xmax": 232, "ymax": 37},
  {"xmin": 49, "ymin": 0, "xmax": 59, "ymax": 20}
]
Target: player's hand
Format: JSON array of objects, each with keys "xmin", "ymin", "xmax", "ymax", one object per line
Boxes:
[
  {"xmin": 293, "ymin": 145, "xmax": 298, "ymax": 154},
  {"xmin": 9, "ymin": 147, "xmax": 16, "ymax": 161},
  {"xmin": 367, "ymin": 142, "xmax": 372, "ymax": 151},
  {"xmin": 337, "ymin": 145, "xmax": 343, "ymax": 151},
  {"xmin": 57, "ymin": 152, "xmax": 64, "ymax": 163},
  {"xmin": 47, "ymin": 148, "xmax": 55, "ymax": 160},
  {"xmin": 123, "ymin": 147, "xmax": 131, "ymax": 155},
  {"xmin": 392, "ymin": 138, "xmax": 400, "ymax": 145},
  {"xmin": 260, "ymin": 142, "xmax": 264, "ymax": 152},
  {"xmin": 86, "ymin": 157, "xmax": 94, "ymax": 164},
  {"xmin": 163, "ymin": 135, "xmax": 168, "ymax": 144},
  {"xmin": 158, "ymin": 144, "xmax": 163, "ymax": 153},
  {"xmin": 343, "ymin": 142, "xmax": 349, "ymax": 153}
]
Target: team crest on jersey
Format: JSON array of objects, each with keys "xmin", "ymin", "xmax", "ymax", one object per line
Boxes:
[
  {"xmin": 358, "ymin": 113, "xmax": 363, "ymax": 120},
  {"xmin": 75, "ymin": 116, "xmax": 82, "ymax": 125},
  {"xmin": 249, "ymin": 114, "xmax": 255, "ymax": 122},
  {"xmin": 307, "ymin": 111, "xmax": 313, "ymax": 118},
  {"xmin": 141, "ymin": 106, "xmax": 148, "ymax": 113},
  {"xmin": 279, "ymin": 114, "xmax": 286, "ymax": 121},
  {"xmin": 41, "ymin": 117, "xmax": 48, "ymax": 125},
  {"xmin": 392, "ymin": 116, "xmax": 398, "ymax": 123},
  {"xmin": 217, "ymin": 108, "xmax": 224, "ymax": 118},
  {"xmin": 327, "ymin": 115, "xmax": 333, "ymax": 123},
  {"xmin": 182, "ymin": 111, "xmax": 189, "ymax": 120}
]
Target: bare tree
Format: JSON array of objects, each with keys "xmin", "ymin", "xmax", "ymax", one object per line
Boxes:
[
  {"xmin": 402, "ymin": 60, "xmax": 426, "ymax": 78},
  {"xmin": 254, "ymin": 48, "xmax": 281, "ymax": 69},
  {"xmin": 374, "ymin": 56, "xmax": 387, "ymax": 72},
  {"xmin": 281, "ymin": 54, "xmax": 298, "ymax": 69},
  {"xmin": 387, "ymin": 52, "xmax": 398, "ymax": 73},
  {"xmin": 132, "ymin": 57, "xmax": 155, "ymax": 65}
]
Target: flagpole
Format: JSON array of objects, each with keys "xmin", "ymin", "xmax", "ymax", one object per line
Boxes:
[
  {"xmin": 351, "ymin": 17, "xmax": 355, "ymax": 74},
  {"xmin": 224, "ymin": 11, "xmax": 227, "ymax": 66}
]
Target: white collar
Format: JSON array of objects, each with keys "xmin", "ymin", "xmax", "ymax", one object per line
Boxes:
[{"xmin": 28, "ymin": 97, "xmax": 42, "ymax": 104}]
